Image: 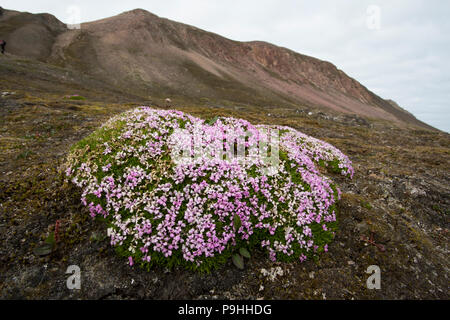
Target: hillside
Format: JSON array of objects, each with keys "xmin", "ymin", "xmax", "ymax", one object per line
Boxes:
[
  {"xmin": 0, "ymin": 7, "xmax": 433, "ymax": 129},
  {"xmin": 0, "ymin": 7, "xmax": 448, "ymax": 300}
]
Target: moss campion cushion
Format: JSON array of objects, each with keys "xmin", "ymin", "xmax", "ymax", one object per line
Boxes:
[{"xmin": 64, "ymin": 107, "xmax": 354, "ymax": 272}]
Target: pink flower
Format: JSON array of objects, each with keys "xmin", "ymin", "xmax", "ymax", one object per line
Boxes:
[{"xmin": 67, "ymin": 107, "xmax": 353, "ymax": 271}]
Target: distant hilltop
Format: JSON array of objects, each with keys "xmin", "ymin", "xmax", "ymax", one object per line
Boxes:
[{"xmin": 0, "ymin": 7, "xmax": 434, "ymax": 129}]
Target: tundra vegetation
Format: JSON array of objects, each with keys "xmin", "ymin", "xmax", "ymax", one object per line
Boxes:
[{"xmin": 64, "ymin": 107, "xmax": 354, "ymax": 272}]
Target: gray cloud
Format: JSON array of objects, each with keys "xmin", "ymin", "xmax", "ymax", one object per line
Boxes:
[{"xmin": 3, "ymin": 0, "xmax": 449, "ymax": 132}]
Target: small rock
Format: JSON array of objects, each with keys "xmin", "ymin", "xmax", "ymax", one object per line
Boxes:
[{"xmin": 356, "ymin": 221, "xmax": 369, "ymax": 234}]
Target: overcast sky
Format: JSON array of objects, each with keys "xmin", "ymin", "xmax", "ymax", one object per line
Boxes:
[{"xmin": 3, "ymin": 0, "xmax": 449, "ymax": 132}]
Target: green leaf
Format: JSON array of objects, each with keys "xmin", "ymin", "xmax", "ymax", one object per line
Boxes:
[
  {"xmin": 233, "ymin": 214, "xmax": 242, "ymax": 231},
  {"xmin": 45, "ymin": 232, "xmax": 56, "ymax": 246},
  {"xmin": 207, "ymin": 116, "xmax": 219, "ymax": 125},
  {"xmin": 232, "ymin": 254, "xmax": 244, "ymax": 270},
  {"xmin": 33, "ymin": 243, "xmax": 53, "ymax": 256},
  {"xmin": 239, "ymin": 247, "xmax": 251, "ymax": 259}
]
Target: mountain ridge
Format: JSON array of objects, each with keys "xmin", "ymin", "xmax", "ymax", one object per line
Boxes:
[{"xmin": 0, "ymin": 7, "xmax": 434, "ymax": 130}]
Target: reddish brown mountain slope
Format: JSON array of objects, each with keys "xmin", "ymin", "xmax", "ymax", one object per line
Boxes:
[{"xmin": 0, "ymin": 7, "xmax": 433, "ymax": 129}]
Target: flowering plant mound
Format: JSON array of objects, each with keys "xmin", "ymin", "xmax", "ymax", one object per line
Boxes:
[{"xmin": 64, "ymin": 107, "xmax": 354, "ymax": 272}]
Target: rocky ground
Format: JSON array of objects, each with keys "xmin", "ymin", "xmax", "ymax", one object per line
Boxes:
[{"xmin": 0, "ymin": 86, "xmax": 448, "ymax": 300}]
